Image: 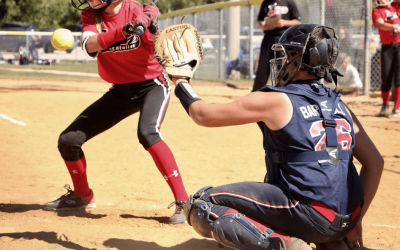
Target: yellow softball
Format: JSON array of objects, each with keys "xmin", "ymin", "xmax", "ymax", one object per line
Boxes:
[{"xmin": 51, "ymin": 28, "xmax": 75, "ymax": 51}]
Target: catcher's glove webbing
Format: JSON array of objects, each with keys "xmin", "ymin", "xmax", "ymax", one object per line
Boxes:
[{"xmin": 154, "ymin": 23, "xmax": 203, "ymax": 81}]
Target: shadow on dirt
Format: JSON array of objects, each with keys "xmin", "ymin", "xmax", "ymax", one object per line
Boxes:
[
  {"xmin": 120, "ymin": 214, "xmax": 170, "ymax": 224},
  {"xmin": 0, "ymin": 231, "xmax": 96, "ymax": 250},
  {"xmin": 0, "ymin": 203, "xmax": 106, "ymax": 219},
  {"xmin": 103, "ymin": 238, "xmax": 221, "ymax": 250}
]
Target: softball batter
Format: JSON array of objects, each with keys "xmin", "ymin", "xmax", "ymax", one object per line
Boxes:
[{"xmin": 45, "ymin": 0, "xmax": 188, "ymax": 224}]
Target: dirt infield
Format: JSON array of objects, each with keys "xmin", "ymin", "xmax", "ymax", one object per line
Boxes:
[{"xmin": 0, "ymin": 79, "xmax": 399, "ymax": 250}]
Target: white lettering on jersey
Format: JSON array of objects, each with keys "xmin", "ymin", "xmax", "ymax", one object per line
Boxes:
[
  {"xmin": 300, "ymin": 105, "xmax": 320, "ymax": 119},
  {"xmin": 334, "ymin": 103, "xmax": 346, "ymax": 116},
  {"xmin": 385, "ymin": 10, "xmax": 399, "ymax": 22}
]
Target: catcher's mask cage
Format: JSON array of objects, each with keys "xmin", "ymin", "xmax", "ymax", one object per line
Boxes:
[
  {"xmin": 71, "ymin": 0, "xmax": 119, "ymax": 11},
  {"xmin": 269, "ymin": 24, "xmax": 343, "ymax": 88},
  {"xmin": 375, "ymin": 0, "xmax": 394, "ymax": 7}
]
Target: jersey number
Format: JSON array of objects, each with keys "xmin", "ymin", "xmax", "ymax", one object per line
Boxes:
[{"xmin": 309, "ymin": 119, "xmax": 352, "ymax": 151}]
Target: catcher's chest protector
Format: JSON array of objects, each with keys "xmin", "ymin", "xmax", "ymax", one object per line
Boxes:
[
  {"xmin": 154, "ymin": 23, "xmax": 203, "ymax": 80},
  {"xmin": 258, "ymin": 80, "xmax": 364, "ymax": 215}
]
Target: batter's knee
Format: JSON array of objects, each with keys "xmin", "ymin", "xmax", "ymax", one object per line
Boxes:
[
  {"xmin": 137, "ymin": 126, "xmax": 162, "ymax": 150},
  {"xmin": 58, "ymin": 131, "xmax": 85, "ymax": 161}
]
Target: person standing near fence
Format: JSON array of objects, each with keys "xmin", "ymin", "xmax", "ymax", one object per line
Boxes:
[
  {"xmin": 44, "ymin": 0, "xmax": 189, "ymax": 224},
  {"xmin": 372, "ymin": 0, "xmax": 400, "ymax": 118},
  {"xmin": 251, "ymin": 0, "xmax": 301, "ymax": 92}
]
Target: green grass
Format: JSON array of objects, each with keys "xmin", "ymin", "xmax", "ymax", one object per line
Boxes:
[
  {"xmin": 0, "ymin": 69, "xmax": 104, "ymax": 82},
  {"xmin": 0, "ymin": 60, "xmax": 257, "ymax": 86},
  {"xmin": 0, "ymin": 60, "xmax": 98, "ymax": 74}
]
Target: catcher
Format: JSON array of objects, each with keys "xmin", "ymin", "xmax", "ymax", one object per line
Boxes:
[{"xmin": 154, "ymin": 23, "xmax": 384, "ymax": 249}]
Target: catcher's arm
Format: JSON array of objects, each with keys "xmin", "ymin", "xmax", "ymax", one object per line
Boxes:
[
  {"xmin": 344, "ymin": 107, "xmax": 384, "ymax": 249},
  {"xmin": 173, "ymin": 78, "xmax": 293, "ymax": 130}
]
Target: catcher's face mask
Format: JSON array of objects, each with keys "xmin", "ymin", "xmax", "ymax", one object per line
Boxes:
[
  {"xmin": 269, "ymin": 44, "xmax": 288, "ymax": 86},
  {"xmin": 71, "ymin": 0, "xmax": 117, "ymax": 11}
]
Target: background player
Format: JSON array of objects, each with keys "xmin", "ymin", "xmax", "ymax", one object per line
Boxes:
[
  {"xmin": 373, "ymin": 0, "xmax": 400, "ymax": 118},
  {"xmin": 45, "ymin": 0, "xmax": 189, "ymax": 224},
  {"xmin": 169, "ymin": 24, "xmax": 383, "ymax": 249},
  {"xmin": 252, "ymin": 0, "xmax": 301, "ymax": 92}
]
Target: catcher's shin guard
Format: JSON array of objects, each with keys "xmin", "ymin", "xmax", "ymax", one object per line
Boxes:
[{"xmin": 212, "ymin": 212, "xmax": 286, "ymax": 250}]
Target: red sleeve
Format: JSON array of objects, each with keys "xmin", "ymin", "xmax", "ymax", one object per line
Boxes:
[
  {"xmin": 81, "ymin": 9, "xmax": 99, "ymax": 34},
  {"xmin": 372, "ymin": 8, "xmax": 384, "ymax": 24}
]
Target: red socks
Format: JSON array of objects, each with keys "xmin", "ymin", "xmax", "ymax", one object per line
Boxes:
[
  {"xmin": 147, "ymin": 141, "xmax": 189, "ymax": 202},
  {"xmin": 394, "ymin": 87, "xmax": 400, "ymax": 110},
  {"xmin": 382, "ymin": 91, "xmax": 390, "ymax": 105},
  {"xmin": 64, "ymin": 156, "xmax": 91, "ymax": 197}
]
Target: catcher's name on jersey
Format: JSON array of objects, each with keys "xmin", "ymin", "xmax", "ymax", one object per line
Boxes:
[{"xmin": 299, "ymin": 103, "xmax": 346, "ymax": 119}]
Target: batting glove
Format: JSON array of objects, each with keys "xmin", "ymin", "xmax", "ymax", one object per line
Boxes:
[{"xmin": 392, "ymin": 24, "xmax": 400, "ymax": 36}]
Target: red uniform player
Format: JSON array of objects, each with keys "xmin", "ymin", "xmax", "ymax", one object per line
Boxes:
[
  {"xmin": 373, "ymin": 0, "xmax": 400, "ymax": 118},
  {"xmin": 45, "ymin": 0, "xmax": 188, "ymax": 224}
]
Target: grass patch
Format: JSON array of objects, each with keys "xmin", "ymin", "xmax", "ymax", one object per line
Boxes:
[
  {"xmin": 0, "ymin": 60, "xmax": 98, "ymax": 74},
  {"xmin": 0, "ymin": 70, "xmax": 104, "ymax": 82}
]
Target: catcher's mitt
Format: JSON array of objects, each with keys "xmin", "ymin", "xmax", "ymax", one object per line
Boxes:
[{"xmin": 154, "ymin": 23, "xmax": 203, "ymax": 81}]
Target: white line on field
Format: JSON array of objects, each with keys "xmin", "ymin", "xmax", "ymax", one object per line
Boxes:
[
  {"xmin": 0, "ymin": 114, "xmax": 26, "ymax": 126},
  {"xmin": 365, "ymin": 223, "xmax": 400, "ymax": 229}
]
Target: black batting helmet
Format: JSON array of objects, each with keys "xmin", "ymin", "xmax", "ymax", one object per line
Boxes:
[{"xmin": 270, "ymin": 24, "xmax": 343, "ymax": 87}]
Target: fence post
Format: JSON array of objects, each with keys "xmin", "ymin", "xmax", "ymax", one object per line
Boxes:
[
  {"xmin": 219, "ymin": 8, "xmax": 224, "ymax": 79},
  {"xmin": 364, "ymin": 0, "xmax": 371, "ymax": 96},
  {"xmin": 26, "ymin": 32, "xmax": 29, "ymax": 56},
  {"xmin": 193, "ymin": 12, "xmax": 197, "ymax": 79},
  {"xmin": 320, "ymin": 0, "xmax": 325, "ymax": 25},
  {"xmin": 249, "ymin": 4, "xmax": 254, "ymax": 80}
]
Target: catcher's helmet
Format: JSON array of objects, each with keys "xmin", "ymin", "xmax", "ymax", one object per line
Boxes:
[
  {"xmin": 375, "ymin": 0, "xmax": 393, "ymax": 7},
  {"xmin": 71, "ymin": 0, "xmax": 119, "ymax": 11},
  {"xmin": 270, "ymin": 24, "xmax": 343, "ymax": 87}
]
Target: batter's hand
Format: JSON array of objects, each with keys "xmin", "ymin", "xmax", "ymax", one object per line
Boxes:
[
  {"xmin": 392, "ymin": 24, "xmax": 400, "ymax": 36},
  {"xmin": 345, "ymin": 223, "xmax": 363, "ymax": 250},
  {"xmin": 143, "ymin": 2, "xmax": 159, "ymax": 21}
]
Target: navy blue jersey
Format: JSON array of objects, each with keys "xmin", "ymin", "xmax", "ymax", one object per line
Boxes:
[{"xmin": 258, "ymin": 80, "xmax": 364, "ymax": 215}]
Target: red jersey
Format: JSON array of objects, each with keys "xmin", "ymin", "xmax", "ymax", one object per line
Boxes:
[
  {"xmin": 81, "ymin": 0, "xmax": 163, "ymax": 83},
  {"xmin": 372, "ymin": 2, "xmax": 400, "ymax": 44}
]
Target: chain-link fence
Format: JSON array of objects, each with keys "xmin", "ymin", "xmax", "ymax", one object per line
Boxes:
[{"xmin": 159, "ymin": 0, "xmax": 379, "ymax": 91}]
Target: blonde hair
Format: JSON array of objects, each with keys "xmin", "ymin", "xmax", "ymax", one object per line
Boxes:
[{"xmin": 94, "ymin": 0, "xmax": 140, "ymax": 34}]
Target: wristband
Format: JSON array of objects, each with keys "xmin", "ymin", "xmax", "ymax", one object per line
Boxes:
[
  {"xmin": 97, "ymin": 28, "xmax": 127, "ymax": 50},
  {"xmin": 174, "ymin": 81, "xmax": 202, "ymax": 114}
]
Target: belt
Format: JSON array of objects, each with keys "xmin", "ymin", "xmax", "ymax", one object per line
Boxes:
[
  {"xmin": 270, "ymin": 150, "xmax": 351, "ymax": 163},
  {"xmin": 312, "ymin": 201, "xmax": 362, "ymax": 228}
]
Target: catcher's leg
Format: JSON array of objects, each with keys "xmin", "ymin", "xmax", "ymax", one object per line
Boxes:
[{"xmin": 184, "ymin": 186, "xmax": 311, "ymax": 250}]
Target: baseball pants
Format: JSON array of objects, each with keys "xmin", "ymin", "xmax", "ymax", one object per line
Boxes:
[
  {"xmin": 381, "ymin": 43, "xmax": 400, "ymax": 92},
  {"xmin": 203, "ymin": 182, "xmax": 361, "ymax": 244},
  {"xmin": 58, "ymin": 73, "xmax": 171, "ymax": 161}
]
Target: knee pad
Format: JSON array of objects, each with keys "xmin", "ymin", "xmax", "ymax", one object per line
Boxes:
[
  {"xmin": 184, "ymin": 198, "xmax": 215, "ymax": 238},
  {"xmin": 212, "ymin": 213, "xmax": 286, "ymax": 250},
  {"xmin": 58, "ymin": 131, "xmax": 84, "ymax": 161},
  {"xmin": 138, "ymin": 127, "xmax": 160, "ymax": 150}
]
